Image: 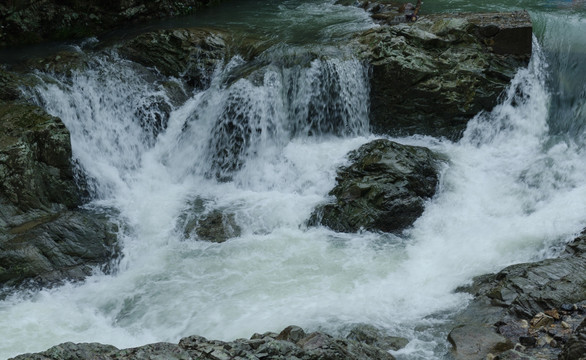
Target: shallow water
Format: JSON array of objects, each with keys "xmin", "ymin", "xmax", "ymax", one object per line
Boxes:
[{"xmin": 2, "ymin": 1, "xmax": 586, "ymax": 359}]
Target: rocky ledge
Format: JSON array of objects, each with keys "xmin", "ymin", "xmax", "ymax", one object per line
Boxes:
[
  {"xmin": 446, "ymin": 231, "xmax": 586, "ymax": 360},
  {"xmin": 10, "ymin": 325, "xmax": 402, "ymax": 360},
  {"xmin": 0, "ymin": 69, "xmax": 117, "ymax": 294}
]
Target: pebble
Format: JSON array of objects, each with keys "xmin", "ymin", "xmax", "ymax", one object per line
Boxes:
[{"xmin": 531, "ymin": 312, "xmax": 554, "ymax": 328}]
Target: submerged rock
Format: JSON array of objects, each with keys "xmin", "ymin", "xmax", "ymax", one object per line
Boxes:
[
  {"xmin": 309, "ymin": 139, "xmax": 442, "ymax": 233},
  {"xmin": 187, "ymin": 209, "xmax": 241, "ymax": 243},
  {"xmin": 10, "ymin": 325, "xmax": 396, "ymax": 360},
  {"xmin": 356, "ymin": 10, "xmax": 532, "ymax": 139}
]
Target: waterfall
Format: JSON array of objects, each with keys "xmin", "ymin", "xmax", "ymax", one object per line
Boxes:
[{"xmin": 3, "ymin": 1, "xmax": 586, "ymax": 359}]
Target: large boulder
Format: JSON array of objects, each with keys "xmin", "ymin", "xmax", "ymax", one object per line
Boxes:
[
  {"xmin": 10, "ymin": 325, "xmax": 396, "ymax": 360},
  {"xmin": 308, "ymin": 139, "xmax": 441, "ymax": 233},
  {"xmin": 0, "ymin": 92, "xmax": 117, "ymax": 292},
  {"xmin": 0, "ymin": 0, "xmax": 220, "ymax": 48},
  {"xmin": 356, "ymin": 10, "xmax": 532, "ymax": 139}
]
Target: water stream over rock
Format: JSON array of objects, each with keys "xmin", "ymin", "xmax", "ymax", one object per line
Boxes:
[{"xmin": 2, "ymin": 0, "xmax": 586, "ymax": 359}]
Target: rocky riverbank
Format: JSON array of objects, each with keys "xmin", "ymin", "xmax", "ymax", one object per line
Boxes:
[
  {"xmin": 445, "ymin": 231, "xmax": 586, "ymax": 360},
  {"xmin": 10, "ymin": 325, "xmax": 403, "ymax": 360},
  {"xmin": 0, "ymin": 0, "xmax": 221, "ymax": 48}
]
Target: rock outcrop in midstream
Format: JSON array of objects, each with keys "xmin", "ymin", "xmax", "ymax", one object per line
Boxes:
[
  {"xmin": 308, "ymin": 139, "xmax": 443, "ymax": 234},
  {"xmin": 10, "ymin": 325, "xmax": 399, "ymax": 360},
  {"xmin": 349, "ymin": 1, "xmax": 533, "ymax": 139}
]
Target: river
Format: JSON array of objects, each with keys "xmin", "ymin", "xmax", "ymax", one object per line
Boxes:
[{"xmin": 1, "ymin": 0, "xmax": 586, "ymax": 359}]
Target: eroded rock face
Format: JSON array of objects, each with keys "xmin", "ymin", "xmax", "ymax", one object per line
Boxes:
[
  {"xmin": 0, "ymin": 82, "xmax": 117, "ymax": 291},
  {"xmin": 0, "ymin": 102, "xmax": 79, "ymax": 215},
  {"xmin": 0, "ymin": 209, "xmax": 118, "ymax": 291},
  {"xmin": 10, "ymin": 325, "xmax": 396, "ymax": 360},
  {"xmin": 309, "ymin": 139, "xmax": 441, "ymax": 233},
  {"xmin": 356, "ymin": 11, "xmax": 532, "ymax": 139}
]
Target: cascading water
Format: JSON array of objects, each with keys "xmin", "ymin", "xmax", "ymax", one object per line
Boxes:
[{"xmin": 2, "ymin": 0, "xmax": 586, "ymax": 359}]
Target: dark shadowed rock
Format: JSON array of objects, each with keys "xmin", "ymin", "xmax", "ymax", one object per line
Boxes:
[
  {"xmin": 356, "ymin": 10, "xmax": 532, "ymax": 139},
  {"xmin": 559, "ymin": 318, "xmax": 586, "ymax": 360},
  {"xmin": 193, "ymin": 210, "xmax": 241, "ymax": 243},
  {"xmin": 0, "ymin": 102, "xmax": 79, "ymax": 214},
  {"xmin": 117, "ymin": 28, "xmax": 228, "ymax": 89},
  {"xmin": 0, "ymin": 98, "xmax": 117, "ymax": 291},
  {"xmin": 10, "ymin": 325, "xmax": 396, "ymax": 360},
  {"xmin": 0, "ymin": 0, "xmax": 221, "ymax": 48},
  {"xmin": 308, "ymin": 139, "xmax": 441, "ymax": 233},
  {"xmin": 0, "ymin": 209, "xmax": 118, "ymax": 291}
]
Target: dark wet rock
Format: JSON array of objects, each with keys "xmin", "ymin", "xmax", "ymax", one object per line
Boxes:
[
  {"xmin": 0, "ymin": 68, "xmax": 24, "ymax": 101},
  {"xmin": 346, "ymin": 323, "xmax": 409, "ymax": 351},
  {"xmin": 308, "ymin": 139, "xmax": 442, "ymax": 233},
  {"xmin": 0, "ymin": 1, "xmax": 221, "ymax": 48},
  {"xmin": 0, "ymin": 209, "xmax": 118, "ymax": 291},
  {"xmin": 447, "ymin": 232, "xmax": 586, "ymax": 359},
  {"xmin": 0, "ymin": 100, "xmax": 117, "ymax": 291},
  {"xmin": 0, "ymin": 102, "xmax": 79, "ymax": 214},
  {"xmin": 117, "ymin": 27, "xmax": 228, "ymax": 89},
  {"xmin": 355, "ymin": 10, "xmax": 532, "ymax": 139},
  {"xmin": 276, "ymin": 325, "xmax": 307, "ymax": 343},
  {"xmin": 448, "ymin": 324, "xmax": 513, "ymax": 360},
  {"xmin": 10, "ymin": 325, "xmax": 396, "ymax": 360},
  {"xmin": 559, "ymin": 318, "xmax": 586, "ymax": 360},
  {"xmin": 184, "ymin": 209, "xmax": 241, "ymax": 243},
  {"xmin": 461, "ymin": 232, "xmax": 586, "ymax": 320}
]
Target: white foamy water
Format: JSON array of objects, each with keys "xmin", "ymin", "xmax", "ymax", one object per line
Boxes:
[{"xmin": 3, "ymin": 3, "xmax": 586, "ymax": 360}]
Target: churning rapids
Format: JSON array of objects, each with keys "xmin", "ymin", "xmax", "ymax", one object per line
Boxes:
[{"xmin": 2, "ymin": 0, "xmax": 586, "ymax": 359}]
